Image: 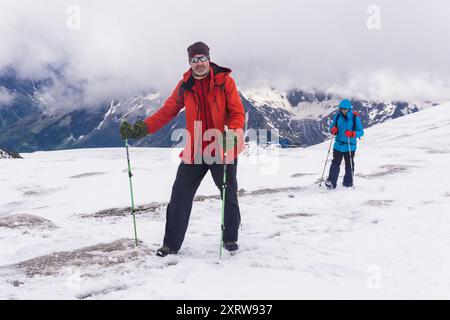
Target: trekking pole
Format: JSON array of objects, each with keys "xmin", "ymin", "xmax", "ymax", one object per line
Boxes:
[
  {"xmin": 219, "ymin": 132, "xmax": 229, "ymax": 259},
  {"xmin": 124, "ymin": 138, "xmax": 139, "ymax": 246},
  {"xmin": 319, "ymin": 136, "xmax": 334, "ymax": 187},
  {"xmin": 347, "ymin": 138, "xmax": 355, "ymax": 189}
]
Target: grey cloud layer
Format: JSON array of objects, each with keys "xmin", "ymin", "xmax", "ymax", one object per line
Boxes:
[{"xmin": 1, "ymin": 0, "xmax": 449, "ymax": 110}]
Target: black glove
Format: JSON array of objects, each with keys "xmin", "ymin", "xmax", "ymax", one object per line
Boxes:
[{"xmin": 120, "ymin": 120, "xmax": 149, "ymax": 140}]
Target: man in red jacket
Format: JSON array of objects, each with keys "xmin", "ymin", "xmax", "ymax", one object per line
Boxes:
[{"xmin": 120, "ymin": 41, "xmax": 246, "ymax": 256}]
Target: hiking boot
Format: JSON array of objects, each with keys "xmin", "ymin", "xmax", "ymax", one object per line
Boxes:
[
  {"xmin": 325, "ymin": 180, "xmax": 335, "ymax": 189},
  {"xmin": 342, "ymin": 182, "xmax": 353, "ymax": 188},
  {"xmin": 223, "ymin": 241, "xmax": 239, "ymax": 252},
  {"xmin": 156, "ymin": 245, "xmax": 178, "ymax": 257}
]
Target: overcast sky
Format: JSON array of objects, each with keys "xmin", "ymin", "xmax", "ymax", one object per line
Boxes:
[{"xmin": 1, "ymin": 0, "xmax": 449, "ymax": 110}]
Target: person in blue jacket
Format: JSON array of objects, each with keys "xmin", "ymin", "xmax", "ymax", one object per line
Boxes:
[{"xmin": 325, "ymin": 99, "xmax": 364, "ymax": 189}]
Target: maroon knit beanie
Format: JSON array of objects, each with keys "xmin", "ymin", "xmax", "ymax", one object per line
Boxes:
[{"xmin": 187, "ymin": 41, "xmax": 210, "ymax": 58}]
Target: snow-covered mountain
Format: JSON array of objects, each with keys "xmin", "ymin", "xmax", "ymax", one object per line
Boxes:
[
  {"xmin": 0, "ymin": 72, "xmax": 178, "ymax": 152},
  {"xmin": 0, "ymin": 69, "xmax": 43, "ymax": 132},
  {"xmin": 1, "ymin": 102, "xmax": 449, "ymax": 299},
  {"xmin": 0, "ymin": 70, "xmax": 107, "ymax": 152},
  {"xmin": 0, "ymin": 71, "xmax": 440, "ymax": 152},
  {"xmin": 241, "ymin": 86, "xmax": 437, "ymax": 147},
  {"xmin": 70, "ymin": 94, "xmax": 163, "ymax": 149}
]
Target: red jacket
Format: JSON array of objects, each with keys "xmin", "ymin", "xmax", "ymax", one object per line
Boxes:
[
  {"xmin": 143, "ymin": 62, "xmax": 246, "ymax": 164},
  {"xmin": 194, "ymin": 73, "xmax": 215, "ymax": 155}
]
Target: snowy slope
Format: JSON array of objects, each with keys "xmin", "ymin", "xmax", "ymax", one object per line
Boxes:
[{"xmin": 0, "ymin": 103, "xmax": 449, "ymax": 299}]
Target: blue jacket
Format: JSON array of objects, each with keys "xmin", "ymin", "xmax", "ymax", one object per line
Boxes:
[{"xmin": 331, "ymin": 111, "xmax": 364, "ymax": 152}]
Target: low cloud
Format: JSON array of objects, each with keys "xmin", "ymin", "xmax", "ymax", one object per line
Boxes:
[
  {"xmin": 1, "ymin": 0, "xmax": 449, "ymax": 111},
  {"xmin": 0, "ymin": 90, "xmax": 15, "ymax": 106}
]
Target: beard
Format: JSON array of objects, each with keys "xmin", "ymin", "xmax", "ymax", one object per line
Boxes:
[{"xmin": 193, "ymin": 65, "xmax": 209, "ymax": 78}]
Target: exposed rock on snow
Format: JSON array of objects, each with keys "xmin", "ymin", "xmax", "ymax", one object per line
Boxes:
[
  {"xmin": 79, "ymin": 202, "xmax": 168, "ymax": 218},
  {"xmin": 0, "ymin": 214, "xmax": 57, "ymax": 230},
  {"xmin": 69, "ymin": 172, "xmax": 107, "ymax": 179},
  {"xmin": 357, "ymin": 164, "xmax": 416, "ymax": 179},
  {"xmin": 0, "ymin": 149, "xmax": 22, "ymax": 159},
  {"xmin": 363, "ymin": 200, "xmax": 395, "ymax": 208},
  {"xmin": 290, "ymin": 172, "xmax": 315, "ymax": 178},
  {"xmin": 79, "ymin": 186, "xmax": 308, "ymax": 218},
  {"xmin": 277, "ymin": 212, "xmax": 316, "ymax": 219},
  {"xmin": 8, "ymin": 238, "xmax": 151, "ymax": 277}
]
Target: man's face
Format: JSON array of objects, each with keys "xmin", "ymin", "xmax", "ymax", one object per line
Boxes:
[
  {"xmin": 340, "ymin": 108, "xmax": 349, "ymax": 115},
  {"xmin": 189, "ymin": 54, "xmax": 210, "ymax": 77}
]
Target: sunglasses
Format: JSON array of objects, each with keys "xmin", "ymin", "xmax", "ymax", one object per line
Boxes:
[{"xmin": 190, "ymin": 56, "xmax": 209, "ymax": 63}]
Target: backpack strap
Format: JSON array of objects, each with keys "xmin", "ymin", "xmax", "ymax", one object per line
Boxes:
[
  {"xmin": 220, "ymin": 82, "xmax": 227, "ymax": 107},
  {"xmin": 335, "ymin": 112, "xmax": 340, "ymax": 127},
  {"xmin": 352, "ymin": 111, "xmax": 360, "ymax": 132},
  {"xmin": 177, "ymin": 85, "xmax": 185, "ymax": 105}
]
